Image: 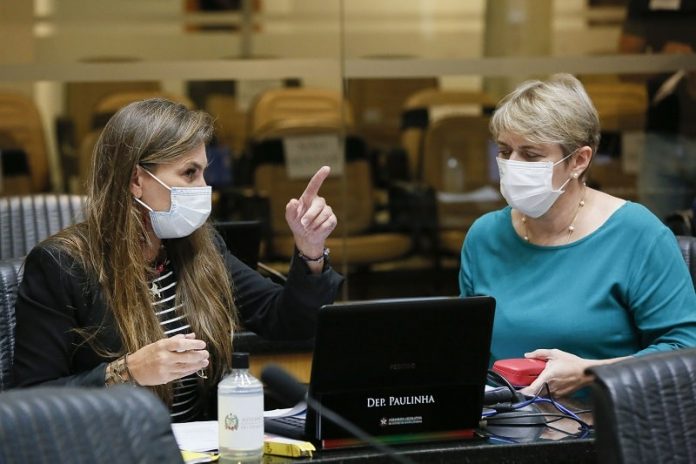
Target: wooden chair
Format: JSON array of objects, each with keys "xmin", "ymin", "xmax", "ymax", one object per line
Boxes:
[{"xmin": 0, "ymin": 93, "xmax": 50, "ymax": 193}]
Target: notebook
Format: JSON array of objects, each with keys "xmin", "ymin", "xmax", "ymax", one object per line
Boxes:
[{"xmin": 265, "ymin": 296, "xmax": 496, "ymax": 449}]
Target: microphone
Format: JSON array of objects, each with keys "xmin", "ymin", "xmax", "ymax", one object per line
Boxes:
[
  {"xmin": 261, "ymin": 365, "xmax": 417, "ymax": 464},
  {"xmin": 262, "ymin": 364, "xmax": 307, "ymax": 405}
]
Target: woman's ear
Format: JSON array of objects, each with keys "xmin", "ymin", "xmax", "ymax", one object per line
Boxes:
[
  {"xmin": 574, "ymin": 146, "xmax": 593, "ymax": 175},
  {"xmin": 130, "ymin": 165, "xmax": 144, "ymax": 198}
]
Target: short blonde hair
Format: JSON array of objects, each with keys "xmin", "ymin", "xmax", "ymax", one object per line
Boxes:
[{"xmin": 490, "ymin": 74, "xmax": 601, "ymax": 156}]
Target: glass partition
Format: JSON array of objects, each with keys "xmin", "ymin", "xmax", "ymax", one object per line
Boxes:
[{"xmin": 1, "ymin": 0, "xmax": 695, "ymax": 300}]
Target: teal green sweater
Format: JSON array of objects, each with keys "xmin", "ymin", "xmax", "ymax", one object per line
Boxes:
[{"xmin": 460, "ymin": 202, "xmax": 696, "ymax": 363}]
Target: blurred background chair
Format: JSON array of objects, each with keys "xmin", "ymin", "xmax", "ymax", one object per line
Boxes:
[
  {"xmin": 247, "ymin": 88, "xmax": 412, "ymax": 269},
  {"xmin": 248, "ymin": 87, "xmax": 354, "ymax": 140},
  {"xmin": 0, "ymin": 258, "xmax": 23, "ymax": 392},
  {"xmin": 676, "ymin": 235, "xmax": 695, "ymax": 288},
  {"xmin": 392, "ymin": 90, "xmax": 504, "ymax": 259},
  {"xmin": 0, "ymin": 93, "xmax": 51, "ymax": 194},
  {"xmin": 0, "ymin": 194, "xmax": 86, "ymax": 260},
  {"xmin": 346, "ymin": 75, "xmax": 438, "ymax": 153},
  {"xmin": 588, "ymin": 348, "xmax": 696, "ymax": 464},
  {"xmin": 0, "ymin": 385, "xmax": 184, "ymax": 463},
  {"xmin": 400, "ymin": 88, "xmax": 496, "ymax": 181},
  {"xmin": 581, "ymin": 78, "xmax": 647, "ymax": 202},
  {"xmin": 67, "ymin": 91, "xmax": 195, "ymax": 194}
]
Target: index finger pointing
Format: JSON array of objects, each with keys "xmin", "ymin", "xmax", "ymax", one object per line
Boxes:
[{"xmin": 299, "ymin": 166, "xmax": 330, "ymax": 205}]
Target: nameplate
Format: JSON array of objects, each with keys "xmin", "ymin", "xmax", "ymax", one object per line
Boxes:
[
  {"xmin": 308, "ymin": 384, "xmax": 482, "ymax": 441},
  {"xmin": 283, "ymin": 134, "xmax": 344, "ymax": 179}
]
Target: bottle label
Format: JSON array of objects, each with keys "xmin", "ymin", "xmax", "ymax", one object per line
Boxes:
[{"xmin": 218, "ymin": 393, "xmax": 264, "ymax": 451}]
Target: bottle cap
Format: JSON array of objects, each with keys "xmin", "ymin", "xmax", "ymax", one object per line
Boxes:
[{"xmin": 232, "ymin": 352, "xmax": 250, "ymax": 369}]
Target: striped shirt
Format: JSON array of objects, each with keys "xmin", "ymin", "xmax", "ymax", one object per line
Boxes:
[{"xmin": 149, "ymin": 260, "xmax": 202, "ymax": 422}]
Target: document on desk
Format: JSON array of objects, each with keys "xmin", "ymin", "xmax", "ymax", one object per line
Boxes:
[
  {"xmin": 171, "ymin": 403, "xmax": 309, "ymax": 454},
  {"xmin": 172, "ymin": 420, "xmax": 218, "ymax": 452}
]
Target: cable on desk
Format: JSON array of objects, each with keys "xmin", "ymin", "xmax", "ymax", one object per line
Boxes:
[{"xmin": 481, "ymin": 376, "xmax": 592, "ymax": 439}]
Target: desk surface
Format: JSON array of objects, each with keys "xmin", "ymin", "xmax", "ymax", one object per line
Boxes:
[{"xmin": 234, "ymin": 332, "xmax": 596, "ymax": 463}]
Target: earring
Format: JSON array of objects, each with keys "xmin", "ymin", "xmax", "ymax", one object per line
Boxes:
[{"xmin": 573, "ymin": 172, "xmax": 579, "ymax": 179}]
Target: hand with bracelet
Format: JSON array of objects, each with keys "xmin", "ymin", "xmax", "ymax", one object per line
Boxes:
[
  {"xmin": 285, "ymin": 166, "xmax": 337, "ymax": 274},
  {"xmin": 105, "ymin": 333, "xmax": 209, "ymax": 386}
]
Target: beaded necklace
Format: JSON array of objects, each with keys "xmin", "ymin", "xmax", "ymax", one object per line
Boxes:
[{"xmin": 522, "ymin": 183, "xmax": 587, "ymax": 244}]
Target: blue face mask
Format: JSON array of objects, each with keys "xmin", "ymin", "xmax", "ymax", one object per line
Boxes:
[{"xmin": 134, "ymin": 169, "xmax": 211, "ymax": 239}]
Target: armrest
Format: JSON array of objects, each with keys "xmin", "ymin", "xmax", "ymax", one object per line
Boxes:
[{"xmin": 257, "ymin": 261, "xmax": 287, "ymax": 284}]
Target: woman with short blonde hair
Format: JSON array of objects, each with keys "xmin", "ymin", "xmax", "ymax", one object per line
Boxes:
[{"xmin": 460, "ymin": 74, "xmax": 696, "ymax": 397}]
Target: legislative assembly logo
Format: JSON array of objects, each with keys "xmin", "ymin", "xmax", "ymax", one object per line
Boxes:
[{"xmin": 224, "ymin": 413, "xmax": 240, "ymax": 431}]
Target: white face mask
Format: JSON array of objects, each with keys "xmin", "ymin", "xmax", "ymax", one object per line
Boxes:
[
  {"xmin": 496, "ymin": 152, "xmax": 574, "ymax": 218},
  {"xmin": 134, "ymin": 168, "xmax": 212, "ymax": 239}
]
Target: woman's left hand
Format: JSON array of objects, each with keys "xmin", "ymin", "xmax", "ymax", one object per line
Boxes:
[
  {"xmin": 285, "ymin": 166, "xmax": 337, "ymax": 260},
  {"xmin": 519, "ymin": 348, "xmax": 593, "ymax": 398}
]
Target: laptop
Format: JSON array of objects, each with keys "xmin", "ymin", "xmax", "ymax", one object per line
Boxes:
[{"xmin": 265, "ymin": 296, "xmax": 496, "ymax": 449}]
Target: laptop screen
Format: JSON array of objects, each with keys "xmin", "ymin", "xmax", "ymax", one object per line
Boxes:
[{"xmin": 304, "ymin": 296, "xmax": 495, "ymax": 446}]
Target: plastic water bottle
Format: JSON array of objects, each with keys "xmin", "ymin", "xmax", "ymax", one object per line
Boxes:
[{"xmin": 218, "ymin": 352, "xmax": 264, "ymax": 460}]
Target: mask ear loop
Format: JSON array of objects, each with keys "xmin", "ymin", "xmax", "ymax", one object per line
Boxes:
[
  {"xmin": 133, "ymin": 166, "xmax": 173, "ymax": 212},
  {"xmin": 140, "ymin": 166, "xmax": 172, "ymax": 191},
  {"xmin": 552, "ymin": 148, "xmax": 581, "ymax": 192}
]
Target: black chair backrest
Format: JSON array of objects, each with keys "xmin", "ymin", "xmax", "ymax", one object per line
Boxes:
[
  {"xmin": 214, "ymin": 220, "xmax": 262, "ymax": 269},
  {"xmin": 588, "ymin": 348, "xmax": 696, "ymax": 464},
  {"xmin": 0, "ymin": 194, "xmax": 86, "ymax": 260},
  {"xmin": 677, "ymin": 235, "xmax": 696, "ymax": 288},
  {"xmin": 0, "ymin": 258, "xmax": 23, "ymax": 391},
  {"xmin": 0, "ymin": 385, "xmax": 184, "ymax": 463}
]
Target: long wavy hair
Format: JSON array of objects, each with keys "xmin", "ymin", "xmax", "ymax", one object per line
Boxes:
[{"xmin": 53, "ymin": 98, "xmax": 235, "ymax": 405}]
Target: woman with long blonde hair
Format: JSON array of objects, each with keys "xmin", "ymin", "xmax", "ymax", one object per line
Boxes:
[{"xmin": 13, "ymin": 98, "xmax": 342, "ymax": 421}]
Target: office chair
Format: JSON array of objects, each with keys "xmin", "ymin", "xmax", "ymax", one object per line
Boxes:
[
  {"xmin": 400, "ymin": 88, "xmax": 495, "ymax": 181},
  {"xmin": 249, "ymin": 87, "xmax": 354, "ymax": 140},
  {"xmin": 69, "ymin": 91, "xmax": 196, "ymax": 193},
  {"xmin": 676, "ymin": 235, "xmax": 695, "ymax": 288},
  {"xmin": 345, "ymin": 75, "xmax": 438, "ymax": 150},
  {"xmin": 248, "ymin": 88, "xmax": 412, "ymax": 268},
  {"xmin": 0, "ymin": 385, "xmax": 184, "ymax": 464},
  {"xmin": 0, "ymin": 194, "xmax": 86, "ymax": 260},
  {"xmin": 588, "ymin": 348, "xmax": 696, "ymax": 464},
  {"xmin": 0, "ymin": 93, "xmax": 51, "ymax": 192},
  {"xmin": 0, "ymin": 258, "xmax": 23, "ymax": 391},
  {"xmin": 420, "ymin": 114, "xmax": 504, "ymax": 257}
]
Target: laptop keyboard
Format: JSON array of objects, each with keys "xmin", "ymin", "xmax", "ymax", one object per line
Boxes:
[{"xmin": 264, "ymin": 415, "xmax": 307, "ymax": 440}]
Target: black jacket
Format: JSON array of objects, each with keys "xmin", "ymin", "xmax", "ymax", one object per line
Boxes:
[{"xmin": 12, "ymin": 231, "xmax": 343, "ymax": 391}]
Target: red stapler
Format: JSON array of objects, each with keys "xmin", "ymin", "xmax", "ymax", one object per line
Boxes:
[{"xmin": 492, "ymin": 358, "xmax": 547, "ymax": 387}]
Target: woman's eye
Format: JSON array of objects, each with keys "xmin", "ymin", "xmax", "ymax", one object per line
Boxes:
[
  {"xmin": 498, "ymin": 150, "xmax": 511, "ymax": 158},
  {"xmin": 184, "ymin": 168, "xmax": 197, "ymax": 179}
]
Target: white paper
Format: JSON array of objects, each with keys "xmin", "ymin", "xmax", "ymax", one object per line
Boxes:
[
  {"xmin": 263, "ymin": 401, "xmax": 307, "ymax": 418},
  {"xmin": 283, "ymin": 134, "xmax": 344, "ymax": 179},
  {"xmin": 172, "ymin": 421, "xmax": 218, "ymax": 452}
]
